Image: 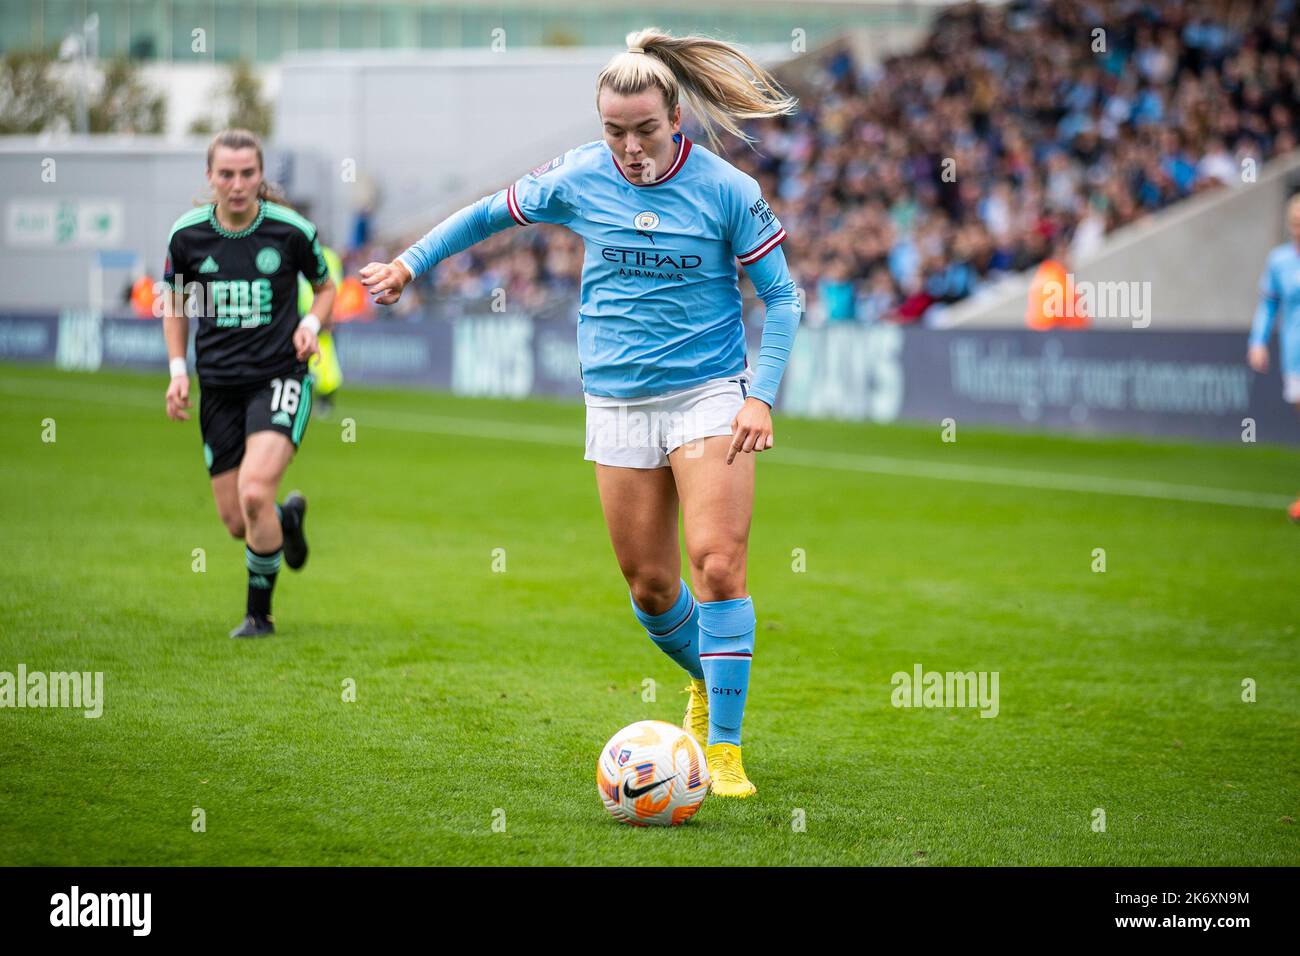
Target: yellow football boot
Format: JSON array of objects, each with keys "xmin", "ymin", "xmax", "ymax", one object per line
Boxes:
[
  {"xmin": 706, "ymin": 742, "xmax": 757, "ymax": 798},
  {"xmin": 683, "ymin": 679, "xmax": 709, "ymax": 750}
]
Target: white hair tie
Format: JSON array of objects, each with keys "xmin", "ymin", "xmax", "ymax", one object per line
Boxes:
[{"xmin": 628, "ymin": 46, "xmax": 646, "ymax": 54}]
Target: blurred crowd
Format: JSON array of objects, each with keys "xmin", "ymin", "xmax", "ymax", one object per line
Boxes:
[{"xmin": 356, "ymin": 0, "xmax": 1300, "ymax": 325}]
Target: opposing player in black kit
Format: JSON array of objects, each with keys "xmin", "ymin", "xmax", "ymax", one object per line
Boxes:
[{"xmin": 162, "ymin": 129, "xmax": 336, "ymax": 638}]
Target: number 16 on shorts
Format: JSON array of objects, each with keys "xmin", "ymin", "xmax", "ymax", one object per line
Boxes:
[{"xmin": 261, "ymin": 373, "xmax": 313, "ymax": 447}]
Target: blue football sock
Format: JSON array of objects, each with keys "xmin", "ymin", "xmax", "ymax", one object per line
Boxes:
[
  {"xmin": 697, "ymin": 596, "xmax": 756, "ymax": 746},
  {"xmin": 631, "ymin": 580, "xmax": 703, "ymax": 680}
]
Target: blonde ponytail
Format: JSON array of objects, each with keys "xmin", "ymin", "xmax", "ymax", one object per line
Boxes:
[{"xmin": 597, "ymin": 27, "xmax": 798, "ymax": 152}]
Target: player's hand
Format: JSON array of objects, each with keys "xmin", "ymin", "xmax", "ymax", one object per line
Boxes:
[
  {"xmin": 1248, "ymin": 344, "xmax": 1269, "ymax": 374},
  {"xmin": 166, "ymin": 374, "xmax": 191, "ymax": 421},
  {"xmin": 360, "ymin": 259, "xmax": 412, "ymax": 306},
  {"xmin": 293, "ymin": 325, "xmax": 319, "ymax": 361},
  {"xmin": 728, "ymin": 396, "xmax": 774, "ymax": 465}
]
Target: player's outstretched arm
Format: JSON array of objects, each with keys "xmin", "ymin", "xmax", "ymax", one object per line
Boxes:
[{"xmin": 360, "ymin": 190, "xmax": 518, "ymax": 306}]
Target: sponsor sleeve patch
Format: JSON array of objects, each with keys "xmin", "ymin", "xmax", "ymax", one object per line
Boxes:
[{"xmin": 528, "ymin": 154, "xmax": 565, "ymax": 178}]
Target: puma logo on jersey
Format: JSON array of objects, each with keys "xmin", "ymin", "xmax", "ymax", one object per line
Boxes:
[{"xmin": 198, "ymin": 256, "xmax": 220, "ymax": 273}]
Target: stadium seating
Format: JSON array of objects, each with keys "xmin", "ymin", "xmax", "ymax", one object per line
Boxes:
[{"xmin": 378, "ymin": 0, "xmax": 1299, "ymax": 326}]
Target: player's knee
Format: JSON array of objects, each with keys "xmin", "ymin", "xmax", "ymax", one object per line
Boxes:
[
  {"xmin": 692, "ymin": 549, "xmax": 745, "ymax": 600},
  {"xmin": 628, "ymin": 573, "xmax": 680, "ymax": 616},
  {"xmin": 221, "ymin": 513, "xmax": 246, "ymax": 539},
  {"xmin": 237, "ymin": 481, "xmax": 275, "ymax": 522}
]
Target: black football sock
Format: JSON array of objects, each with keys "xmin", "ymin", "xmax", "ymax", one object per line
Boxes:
[{"xmin": 245, "ymin": 545, "xmax": 282, "ymax": 619}]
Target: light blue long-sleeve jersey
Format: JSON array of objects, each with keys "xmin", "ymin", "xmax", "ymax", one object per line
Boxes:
[
  {"xmin": 399, "ymin": 133, "xmax": 801, "ymax": 406},
  {"xmin": 1250, "ymin": 242, "xmax": 1300, "ymax": 376}
]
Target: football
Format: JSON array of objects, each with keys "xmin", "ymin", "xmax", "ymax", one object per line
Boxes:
[{"xmin": 596, "ymin": 720, "xmax": 710, "ymax": 826}]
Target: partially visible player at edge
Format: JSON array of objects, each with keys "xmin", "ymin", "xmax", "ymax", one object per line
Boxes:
[
  {"xmin": 163, "ymin": 128, "xmax": 336, "ymax": 637},
  {"xmin": 361, "ymin": 28, "xmax": 801, "ymax": 797},
  {"xmin": 1247, "ymin": 193, "xmax": 1300, "ymax": 522}
]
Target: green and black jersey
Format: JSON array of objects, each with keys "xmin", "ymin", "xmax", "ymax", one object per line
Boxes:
[{"xmin": 164, "ymin": 200, "xmax": 330, "ymax": 388}]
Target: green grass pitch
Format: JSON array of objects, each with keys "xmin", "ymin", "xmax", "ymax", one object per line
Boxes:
[{"xmin": 1, "ymin": 362, "xmax": 1297, "ymax": 866}]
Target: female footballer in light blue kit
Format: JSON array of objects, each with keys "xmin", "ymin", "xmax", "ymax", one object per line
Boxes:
[{"xmin": 361, "ymin": 29, "xmax": 801, "ymax": 796}]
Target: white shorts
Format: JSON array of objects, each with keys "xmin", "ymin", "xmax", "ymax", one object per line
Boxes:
[
  {"xmin": 584, "ymin": 369, "xmax": 753, "ymax": 469},
  {"xmin": 1285, "ymin": 373, "xmax": 1300, "ymax": 404}
]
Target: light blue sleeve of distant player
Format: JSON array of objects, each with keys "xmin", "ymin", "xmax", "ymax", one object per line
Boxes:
[
  {"xmin": 726, "ymin": 174, "xmax": 800, "ymax": 408},
  {"xmin": 397, "ymin": 156, "xmax": 574, "ymax": 279},
  {"xmin": 1249, "ymin": 253, "xmax": 1280, "ymax": 348}
]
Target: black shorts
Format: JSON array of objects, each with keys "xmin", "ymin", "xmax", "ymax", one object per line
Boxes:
[{"xmin": 199, "ymin": 372, "xmax": 314, "ymax": 476}]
